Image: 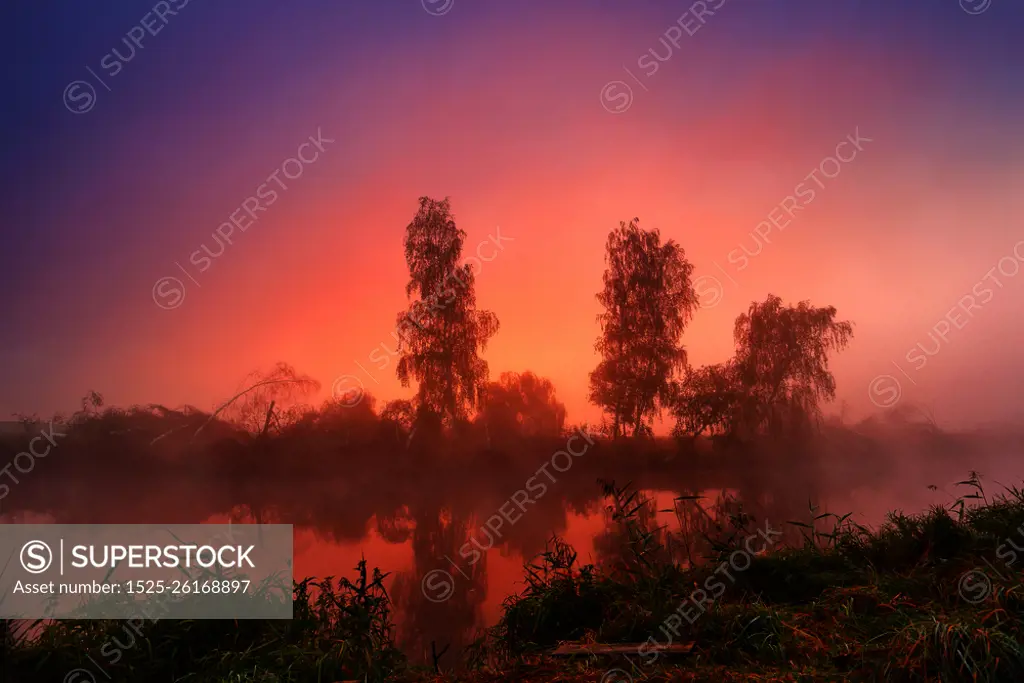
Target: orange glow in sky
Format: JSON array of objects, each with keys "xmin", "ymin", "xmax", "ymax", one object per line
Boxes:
[{"xmin": 4, "ymin": 2, "xmax": 1024, "ymax": 430}]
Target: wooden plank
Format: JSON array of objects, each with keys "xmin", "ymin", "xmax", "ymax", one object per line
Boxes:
[{"xmin": 550, "ymin": 642, "xmax": 694, "ymax": 656}]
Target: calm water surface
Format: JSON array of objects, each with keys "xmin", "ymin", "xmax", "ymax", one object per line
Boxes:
[{"xmin": 5, "ymin": 437, "xmax": 1022, "ymax": 664}]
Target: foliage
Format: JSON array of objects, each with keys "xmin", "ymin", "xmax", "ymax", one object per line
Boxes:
[
  {"xmin": 7, "ymin": 561, "xmax": 407, "ymax": 683},
  {"xmin": 212, "ymin": 362, "xmax": 321, "ymax": 437},
  {"xmin": 477, "ymin": 371, "xmax": 567, "ymax": 440},
  {"xmin": 394, "ymin": 197, "xmax": 500, "ymax": 432},
  {"xmin": 468, "ymin": 475, "xmax": 1024, "ymax": 682},
  {"xmin": 733, "ymin": 295, "xmax": 853, "ymax": 437},
  {"xmin": 672, "ymin": 294, "xmax": 852, "ymax": 440},
  {"xmin": 671, "ymin": 361, "xmax": 744, "ymax": 439},
  {"xmin": 590, "ymin": 219, "xmax": 698, "ymax": 438}
]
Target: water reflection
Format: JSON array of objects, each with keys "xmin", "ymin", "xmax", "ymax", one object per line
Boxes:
[
  {"xmin": 388, "ymin": 506, "xmax": 487, "ymax": 664},
  {"xmin": 5, "ymin": 422, "xmax": 1024, "ymax": 665}
]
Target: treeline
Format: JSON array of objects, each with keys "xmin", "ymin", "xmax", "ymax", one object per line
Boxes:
[
  {"xmin": 0, "ymin": 194, "xmax": 919, "ymax": 481},
  {"xmin": 2, "ymin": 196, "xmax": 857, "ymax": 458},
  {"xmin": 380, "ymin": 198, "xmax": 853, "ymax": 444}
]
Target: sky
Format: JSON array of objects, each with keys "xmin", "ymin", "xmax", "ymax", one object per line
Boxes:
[{"xmin": 2, "ymin": 0, "xmax": 1024, "ymax": 430}]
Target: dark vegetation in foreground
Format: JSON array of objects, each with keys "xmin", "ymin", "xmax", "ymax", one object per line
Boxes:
[{"xmin": 7, "ymin": 474, "xmax": 1024, "ymax": 682}]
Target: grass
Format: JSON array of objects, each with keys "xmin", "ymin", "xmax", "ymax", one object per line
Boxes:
[
  {"xmin": 465, "ymin": 472, "xmax": 1024, "ymax": 682},
  {"xmin": 5, "ymin": 560, "xmax": 406, "ymax": 682},
  {"xmin": 7, "ymin": 473, "xmax": 1024, "ymax": 682}
]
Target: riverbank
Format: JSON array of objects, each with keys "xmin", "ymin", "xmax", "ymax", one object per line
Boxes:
[{"xmin": 6, "ymin": 474, "xmax": 1024, "ymax": 682}]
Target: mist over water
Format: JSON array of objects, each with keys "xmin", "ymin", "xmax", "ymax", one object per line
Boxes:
[{"xmin": 4, "ymin": 409, "xmax": 1022, "ymax": 663}]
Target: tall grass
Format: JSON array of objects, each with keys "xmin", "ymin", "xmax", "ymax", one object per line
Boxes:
[{"xmin": 6, "ymin": 560, "xmax": 406, "ymax": 682}]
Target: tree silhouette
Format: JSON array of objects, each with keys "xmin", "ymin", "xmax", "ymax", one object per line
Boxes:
[
  {"xmin": 478, "ymin": 371, "xmax": 567, "ymax": 442},
  {"xmin": 207, "ymin": 362, "xmax": 320, "ymax": 438},
  {"xmin": 674, "ymin": 295, "xmax": 853, "ymax": 440},
  {"xmin": 313, "ymin": 393, "xmax": 380, "ymax": 447},
  {"xmin": 671, "ymin": 361, "xmax": 744, "ymax": 439},
  {"xmin": 380, "ymin": 399, "xmax": 416, "ymax": 445},
  {"xmin": 394, "ymin": 197, "xmax": 499, "ymax": 435},
  {"xmin": 589, "ymin": 219, "xmax": 698, "ymax": 438},
  {"xmin": 734, "ymin": 295, "xmax": 853, "ymax": 437}
]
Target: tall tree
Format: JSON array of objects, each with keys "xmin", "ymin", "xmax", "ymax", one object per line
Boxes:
[
  {"xmin": 672, "ymin": 295, "xmax": 853, "ymax": 440},
  {"xmin": 589, "ymin": 219, "xmax": 698, "ymax": 437},
  {"xmin": 733, "ymin": 294, "xmax": 853, "ymax": 437},
  {"xmin": 394, "ymin": 197, "xmax": 499, "ymax": 432}
]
